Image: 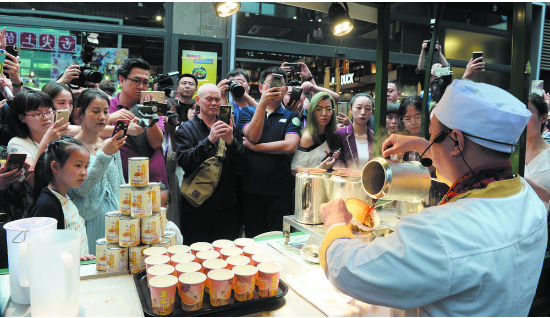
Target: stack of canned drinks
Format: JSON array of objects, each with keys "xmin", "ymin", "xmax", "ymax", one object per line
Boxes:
[{"xmin": 95, "ymin": 157, "xmax": 178, "ymax": 273}]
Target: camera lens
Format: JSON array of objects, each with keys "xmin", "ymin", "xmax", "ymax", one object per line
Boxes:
[
  {"xmin": 82, "ymin": 69, "xmax": 102, "ymax": 84},
  {"xmin": 229, "ymin": 80, "xmax": 245, "ymax": 98}
]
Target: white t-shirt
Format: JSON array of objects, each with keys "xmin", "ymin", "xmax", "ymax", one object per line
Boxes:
[
  {"xmin": 7, "ymin": 136, "xmax": 39, "ymax": 161},
  {"xmin": 355, "ymin": 139, "xmax": 370, "ymax": 170},
  {"xmin": 291, "ymin": 141, "xmax": 331, "ymax": 171},
  {"xmin": 525, "ymin": 148, "xmax": 550, "ymax": 191}
]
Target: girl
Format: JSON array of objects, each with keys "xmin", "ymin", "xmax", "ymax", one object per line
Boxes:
[
  {"xmin": 42, "ymin": 82, "xmax": 75, "ymax": 124},
  {"xmin": 29, "ymin": 136, "xmax": 94, "ymax": 260},
  {"xmin": 68, "ymin": 89, "xmax": 126, "ymax": 255},
  {"xmin": 291, "ymin": 92, "xmax": 340, "ymax": 173},
  {"xmin": 332, "ymin": 93, "xmax": 374, "ymax": 170},
  {"xmin": 398, "ymin": 95, "xmax": 424, "ymax": 161}
]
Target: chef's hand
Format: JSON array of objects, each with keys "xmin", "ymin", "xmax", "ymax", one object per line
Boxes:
[
  {"xmin": 320, "ymin": 198, "xmax": 353, "ymax": 229},
  {"xmin": 382, "ymin": 134, "xmax": 429, "ymax": 158},
  {"xmin": 80, "ymin": 254, "xmax": 96, "ymax": 261}
]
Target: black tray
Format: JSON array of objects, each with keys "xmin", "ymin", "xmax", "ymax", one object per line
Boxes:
[{"xmin": 133, "ymin": 269, "xmax": 288, "ymax": 316}]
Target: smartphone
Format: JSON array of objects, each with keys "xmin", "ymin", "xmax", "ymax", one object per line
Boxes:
[
  {"xmin": 219, "ymin": 105, "xmax": 232, "ymax": 125},
  {"xmin": 531, "ymin": 80, "xmax": 544, "ymax": 97},
  {"xmin": 55, "ymin": 109, "xmax": 70, "ymax": 125},
  {"xmin": 112, "ymin": 119, "xmax": 130, "ymax": 138},
  {"xmin": 338, "ymin": 102, "xmax": 349, "ymax": 115},
  {"xmin": 286, "ymin": 63, "xmax": 301, "ymax": 72},
  {"xmin": 5, "ymin": 153, "xmax": 26, "ymax": 172},
  {"xmin": 141, "ymin": 91, "xmax": 165, "ymax": 103},
  {"xmin": 321, "ymin": 148, "xmax": 341, "ymax": 162},
  {"xmin": 270, "ymin": 74, "xmax": 283, "ymax": 89},
  {"xmin": 472, "ymin": 52, "xmax": 483, "ymax": 62},
  {"xmin": 5, "ymin": 46, "xmax": 19, "ymax": 60}
]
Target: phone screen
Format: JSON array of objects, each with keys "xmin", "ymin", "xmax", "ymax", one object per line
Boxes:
[
  {"xmin": 338, "ymin": 102, "xmax": 348, "ymax": 115},
  {"xmin": 219, "ymin": 106, "xmax": 232, "ymax": 125},
  {"xmin": 270, "ymin": 74, "xmax": 283, "ymax": 89},
  {"xmin": 472, "ymin": 52, "xmax": 483, "ymax": 62},
  {"xmin": 5, "ymin": 153, "xmax": 26, "ymax": 172},
  {"xmin": 112, "ymin": 120, "xmax": 130, "ymax": 138}
]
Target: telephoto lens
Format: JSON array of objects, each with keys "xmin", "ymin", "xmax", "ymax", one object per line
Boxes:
[{"xmin": 228, "ymin": 79, "xmax": 245, "ymax": 98}]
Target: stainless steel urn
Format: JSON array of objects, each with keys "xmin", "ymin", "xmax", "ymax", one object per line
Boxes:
[{"xmin": 294, "ymin": 168, "xmax": 328, "ymax": 224}]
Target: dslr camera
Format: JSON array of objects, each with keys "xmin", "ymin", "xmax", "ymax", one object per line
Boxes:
[
  {"xmin": 70, "ymin": 33, "xmax": 102, "ymax": 88},
  {"xmin": 155, "ymin": 71, "xmax": 179, "ymax": 91},
  {"xmin": 228, "ymin": 79, "xmax": 245, "ymax": 98}
]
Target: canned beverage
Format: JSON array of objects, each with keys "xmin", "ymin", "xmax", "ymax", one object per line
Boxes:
[
  {"xmin": 159, "ymin": 207, "xmax": 167, "ymax": 236},
  {"xmin": 151, "ymin": 237, "xmax": 171, "ymax": 249},
  {"xmin": 129, "ymin": 157, "xmax": 149, "ymax": 187},
  {"xmin": 163, "ymin": 231, "xmax": 177, "ymax": 247},
  {"xmin": 119, "ymin": 184, "xmax": 132, "ymax": 214},
  {"xmin": 105, "ymin": 211, "xmax": 121, "ymax": 243},
  {"xmin": 119, "ymin": 215, "xmax": 141, "ymax": 247},
  {"xmin": 96, "ymin": 238, "xmax": 108, "ymax": 271},
  {"xmin": 106, "ymin": 244, "xmax": 128, "ymax": 273},
  {"xmin": 141, "ymin": 213, "xmax": 161, "ymax": 244},
  {"xmin": 149, "ymin": 182, "xmax": 161, "ymax": 212},
  {"xmin": 131, "ymin": 186, "xmax": 152, "ymax": 218},
  {"xmin": 129, "ymin": 244, "xmax": 150, "ymax": 274}
]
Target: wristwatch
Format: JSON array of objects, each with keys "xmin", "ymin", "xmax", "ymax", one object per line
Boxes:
[
  {"xmin": 304, "ymin": 76, "xmax": 314, "ymax": 82},
  {"xmin": 12, "ymin": 81, "xmax": 23, "ymax": 88}
]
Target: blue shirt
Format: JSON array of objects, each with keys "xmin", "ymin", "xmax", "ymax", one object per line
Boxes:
[{"xmin": 238, "ymin": 105, "xmax": 301, "ymax": 195}]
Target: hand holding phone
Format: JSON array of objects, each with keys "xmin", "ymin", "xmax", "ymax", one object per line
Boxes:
[
  {"xmin": 5, "ymin": 153, "xmax": 27, "ymax": 172},
  {"xmin": 321, "ymin": 148, "xmax": 341, "ymax": 162},
  {"xmin": 112, "ymin": 120, "xmax": 130, "ymax": 139},
  {"xmin": 472, "ymin": 52, "xmax": 483, "ymax": 63},
  {"xmin": 219, "ymin": 105, "xmax": 232, "ymax": 125},
  {"xmin": 270, "ymin": 74, "xmax": 283, "ymax": 90},
  {"xmin": 55, "ymin": 109, "xmax": 70, "ymax": 126}
]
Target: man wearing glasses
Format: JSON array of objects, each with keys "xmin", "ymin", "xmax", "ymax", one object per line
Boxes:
[{"xmin": 109, "ymin": 57, "xmax": 167, "ymax": 186}]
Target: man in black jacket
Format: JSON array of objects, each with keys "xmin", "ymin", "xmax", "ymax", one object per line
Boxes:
[{"xmin": 174, "ymin": 83, "xmax": 244, "ymax": 245}]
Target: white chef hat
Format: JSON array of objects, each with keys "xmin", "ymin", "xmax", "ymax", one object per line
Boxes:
[{"xmin": 432, "ymin": 80, "xmax": 531, "ymax": 153}]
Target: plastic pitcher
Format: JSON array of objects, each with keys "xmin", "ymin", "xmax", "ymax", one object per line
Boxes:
[
  {"xmin": 27, "ymin": 230, "xmax": 80, "ymax": 317},
  {"xmin": 3, "ymin": 217, "xmax": 58, "ymax": 304}
]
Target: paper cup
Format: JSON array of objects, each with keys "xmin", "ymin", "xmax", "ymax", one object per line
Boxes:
[
  {"xmin": 145, "ymin": 255, "xmax": 171, "ymax": 271},
  {"xmin": 202, "ymin": 258, "xmax": 228, "ymax": 294},
  {"xmin": 149, "ymin": 275, "xmax": 178, "ymax": 315},
  {"xmin": 190, "ymin": 242, "xmax": 212, "ymax": 255},
  {"xmin": 212, "ymin": 239, "xmax": 234, "ymax": 252},
  {"xmin": 243, "ymin": 245, "xmax": 264, "ymax": 258},
  {"xmin": 196, "ymin": 250, "xmax": 220, "ymax": 265},
  {"xmin": 178, "ymin": 272, "xmax": 207, "ymax": 312},
  {"xmin": 234, "ymin": 238, "xmax": 255, "ymax": 249},
  {"xmin": 220, "ymin": 246, "xmax": 243, "ymax": 260},
  {"xmin": 226, "ymin": 255, "xmax": 251, "ymax": 270},
  {"xmin": 257, "ymin": 263, "xmax": 281, "ymax": 298},
  {"xmin": 167, "ymin": 245, "xmax": 191, "ymax": 258},
  {"xmin": 175, "ymin": 261, "xmax": 203, "ymax": 277},
  {"xmin": 147, "ymin": 264, "xmax": 175, "ymax": 286},
  {"xmin": 207, "ymin": 269, "xmax": 234, "ymax": 307},
  {"xmin": 143, "ymin": 246, "xmax": 168, "ymax": 258},
  {"xmin": 251, "ymin": 253, "xmax": 274, "ymax": 266},
  {"xmin": 171, "ymin": 253, "xmax": 195, "ymax": 266},
  {"xmin": 232, "ymin": 265, "xmax": 257, "ymax": 302}
]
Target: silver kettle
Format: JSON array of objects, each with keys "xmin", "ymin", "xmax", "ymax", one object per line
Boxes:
[{"xmin": 294, "ymin": 168, "xmax": 329, "ymax": 224}]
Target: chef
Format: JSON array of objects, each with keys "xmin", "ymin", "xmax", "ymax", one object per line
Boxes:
[{"xmin": 319, "ymin": 80, "xmax": 548, "ymax": 316}]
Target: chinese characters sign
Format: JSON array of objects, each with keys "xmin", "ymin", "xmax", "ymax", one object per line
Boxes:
[{"xmin": 8, "ymin": 31, "xmax": 76, "ymax": 53}]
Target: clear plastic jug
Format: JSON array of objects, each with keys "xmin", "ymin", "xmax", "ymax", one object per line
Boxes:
[
  {"xmin": 27, "ymin": 230, "xmax": 80, "ymax": 317},
  {"xmin": 3, "ymin": 217, "xmax": 58, "ymax": 304}
]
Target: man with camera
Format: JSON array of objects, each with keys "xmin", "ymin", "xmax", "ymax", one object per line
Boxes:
[
  {"xmin": 217, "ymin": 68, "xmax": 257, "ymax": 126},
  {"xmin": 416, "ymin": 40, "xmax": 452, "ymax": 104},
  {"xmin": 109, "ymin": 57, "xmax": 167, "ymax": 186},
  {"xmin": 237, "ymin": 66, "xmax": 301, "ymax": 238}
]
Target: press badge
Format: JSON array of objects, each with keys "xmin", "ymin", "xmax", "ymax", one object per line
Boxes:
[{"xmin": 279, "ymin": 119, "xmax": 287, "ymax": 123}]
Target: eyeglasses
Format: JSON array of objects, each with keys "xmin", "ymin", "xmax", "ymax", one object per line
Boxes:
[
  {"xmin": 180, "ymin": 81, "xmax": 195, "ymax": 87},
  {"xmin": 26, "ymin": 110, "xmax": 55, "ymax": 119},
  {"xmin": 403, "ymin": 114, "xmax": 422, "ymax": 124},
  {"xmin": 315, "ymin": 107, "xmax": 334, "ymax": 114},
  {"xmin": 126, "ymin": 77, "xmax": 150, "ymax": 87}
]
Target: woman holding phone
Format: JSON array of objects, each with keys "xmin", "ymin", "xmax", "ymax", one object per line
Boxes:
[
  {"xmin": 42, "ymin": 82, "xmax": 75, "ymax": 123},
  {"xmin": 68, "ymin": 89, "xmax": 126, "ymax": 254},
  {"xmin": 291, "ymin": 92, "xmax": 339, "ymax": 173}
]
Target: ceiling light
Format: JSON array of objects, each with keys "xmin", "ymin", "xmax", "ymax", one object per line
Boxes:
[
  {"xmin": 293, "ymin": 16, "xmax": 297, "ymax": 19},
  {"xmin": 329, "ymin": 2, "xmax": 354, "ymax": 36},
  {"xmin": 213, "ymin": 2, "xmax": 241, "ymax": 17},
  {"xmin": 156, "ymin": 16, "xmax": 162, "ymax": 21},
  {"xmin": 318, "ymin": 18, "xmax": 322, "ymax": 22}
]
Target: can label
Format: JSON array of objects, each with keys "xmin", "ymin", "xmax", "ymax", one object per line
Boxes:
[
  {"xmin": 119, "ymin": 216, "xmax": 141, "ymax": 247},
  {"xmin": 119, "ymin": 184, "xmax": 132, "ymax": 214},
  {"xmin": 96, "ymin": 238, "xmax": 108, "ymax": 271},
  {"xmin": 159, "ymin": 207, "xmax": 166, "ymax": 236},
  {"xmin": 105, "ymin": 212, "xmax": 121, "ymax": 243},
  {"xmin": 129, "ymin": 245, "xmax": 149, "ymax": 274},
  {"xmin": 150, "ymin": 182, "xmax": 161, "ymax": 212},
  {"xmin": 141, "ymin": 213, "xmax": 161, "ymax": 244},
  {"xmin": 106, "ymin": 245, "xmax": 128, "ymax": 273},
  {"xmin": 151, "ymin": 238, "xmax": 171, "ymax": 249},
  {"xmin": 131, "ymin": 187, "xmax": 152, "ymax": 218},
  {"xmin": 129, "ymin": 157, "xmax": 149, "ymax": 187},
  {"xmin": 163, "ymin": 230, "xmax": 177, "ymax": 247}
]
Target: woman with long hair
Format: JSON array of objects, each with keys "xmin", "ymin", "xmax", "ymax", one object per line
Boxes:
[
  {"xmin": 291, "ymin": 92, "xmax": 339, "ymax": 173},
  {"xmin": 42, "ymin": 82, "xmax": 75, "ymax": 124}
]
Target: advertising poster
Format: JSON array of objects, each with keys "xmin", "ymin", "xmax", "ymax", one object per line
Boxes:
[{"xmin": 181, "ymin": 50, "xmax": 217, "ymax": 92}]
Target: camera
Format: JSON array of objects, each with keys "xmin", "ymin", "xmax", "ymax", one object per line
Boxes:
[
  {"xmin": 433, "ymin": 67, "xmax": 452, "ymax": 77},
  {"xmin": 424, "ymin": 40, "xmax": 439, "ymax": 52},
  {"xmin": 155, "ymin": 71, "xmax": 179, "ymax": 91},
  {"xmin": 167, "ymin": 113, "xmax": 182, "ymax": 126},
  {"xmin": 228, "ymin": 79, "xmax": 245, "ymax": 98},
  {"xmin": 69, "ymin": 33, "xmax": 102, "ymax": 88}
]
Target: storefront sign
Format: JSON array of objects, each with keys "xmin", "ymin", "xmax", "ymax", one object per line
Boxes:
[
  {"xmin": 4, "ymin": 31, "xmax": 17, "ymax": 46},
  {"xmin": 58, "ymin": 35, "xmax": 77, "ymax": 53},
  {"xmin": 39, "ymin": 34, "xmax": 56, "ymax": 51},
  {"xmin": 331, "ymin": 73, "xmax": 355, "ymax": 85},
  {"xmin": 181, "ymin": 50, "xmax": 218, "ymax": 92},
  {"xmin": 19, "ymin": 32, "xmax": 37, "ymax": 49}
]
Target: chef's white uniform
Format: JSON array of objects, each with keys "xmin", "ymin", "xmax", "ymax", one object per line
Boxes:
[{"xmin": 320, "ymin": 176, "xmax": 548, "ymax": 316}]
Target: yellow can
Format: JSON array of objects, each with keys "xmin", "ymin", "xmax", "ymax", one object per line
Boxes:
[
  {"xmin": 141, "ymin": 213, "xmax": 161, "ymax": 244},
  {"xmin": 129, "ymin": 244, "xmax": 150, "ymax": 274},
  {"xmin": 106, "ymin": 244, "xmax": 128, "ymax": 273},
  {"xmin": 119, "ymin": 215, "xmax": 141, "ymax": 247},
  {"xmin": 105, "ymin": 211, "xmax": 121, "ymax": 243},
  {"xmin": 95, "ymin": 238, "xmax": 108, "ymax": 271},
  {"xmin": 119, "ymin": 184, "xmax": 132, "ymax": 214},
  {"xmin": 131, "ymin": 187, "xmax": 152, "ymax": 218},
  {"xmin": 129, "ymin": 157, "xmax": 149, "ymax": 187},
  {"xmin": 158, "ymin": 207, "xmax": 167, "ymax": 236},
  {"xmin": 151, "ymin": 237, "xmax": 171, "ymax": 249},
  {"xmin": 163, "ymin": 230, "xmax": 177, "ymax": 247},
  {"xmin": 149, "ymin": 182, "xmax": 161, "ymax": 212}
]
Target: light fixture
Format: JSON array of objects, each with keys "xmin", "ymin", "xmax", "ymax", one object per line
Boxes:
[
  {"xmin": 156, "ymin": 15, "xmax": 162, "ymax": 21},
  {"xmin": 293, "ymin": 16, "xmax": 297, "ymax": 19},
  {"xmin": 213, "ymin": 2, "xmax": 241, "ymax": 17},
  {"xmin": 318, "ymin": 18, "xmax": 322, "ymax": 22},
  {"xmin": 329, "ymin": 2, "xmax": 354, "ymax": 36}
]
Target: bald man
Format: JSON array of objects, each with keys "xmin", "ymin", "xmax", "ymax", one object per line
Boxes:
[{"xmin": 174, "ymin": 83, "xmax": 244, "ymax": 244}]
